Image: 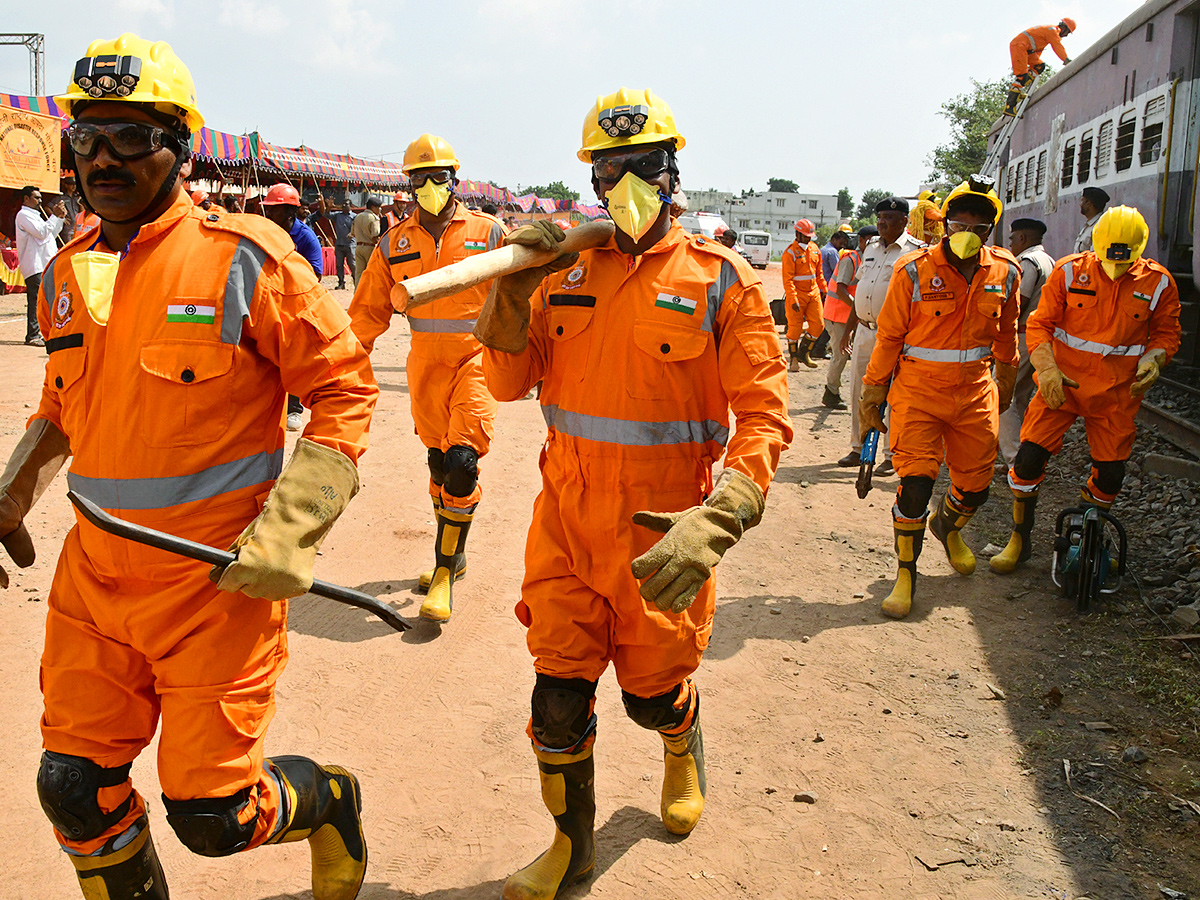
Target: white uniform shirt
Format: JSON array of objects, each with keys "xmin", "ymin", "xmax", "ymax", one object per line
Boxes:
[
  {"xmin": 852, "ymin": 231, "xmax": 925, "ymax": 325},
  {"xmin": 1016, "ymin": 243, "xmax": 1055, "ymax": 330},
  {"xmin": 15, "ymin": 206, "xmax": 63, "ymax": 278},
  {"xmin": 1073, "ymin": 213, "xmax": 1102, "ymax": 254}
]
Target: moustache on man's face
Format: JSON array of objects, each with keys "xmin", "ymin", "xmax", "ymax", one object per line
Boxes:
[{"xmin": 86, "ymin": 168, "xmax": 137, "ymax": 187}]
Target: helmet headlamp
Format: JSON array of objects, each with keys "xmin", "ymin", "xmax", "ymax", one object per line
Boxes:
[{"xmin": 73, "ymin": 54, "xmax": 142, "ymax": 100}]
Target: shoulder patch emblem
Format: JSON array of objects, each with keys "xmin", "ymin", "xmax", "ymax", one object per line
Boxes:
[
  {"xmin": 1078, "ymin": 272, "xmax": 1089, "ymax": 285},
  {"xmin": 561, "ymin": 262, "xmax": 587, "ymax": 289},
  {"xmin": 396, "ymin": 235, "xmax": 410, "ymax": 252},
  {"xmin": 930, "ymin": 275, "xmax": 944, "ymax": 289},
  {"xmin": 53, "ymin": 282, "xmax": 73, "ymax": 330}
]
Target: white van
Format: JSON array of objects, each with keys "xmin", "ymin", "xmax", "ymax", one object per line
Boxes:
[
  {"xmin": 677, "ymin": 211, "xmax": 728, "ymax": 239},
  {"xmin": 739, "ymin": 230, "xmax": 771, "ymax": 269}
]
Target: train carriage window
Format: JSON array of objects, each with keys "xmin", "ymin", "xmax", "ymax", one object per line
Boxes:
[
  {"xmin": 1140, "ymin": 95, "xmax": 1167, "ymax": 165},
  {"xmin": 1095, "ymin": 120, "xmax": 1114, "ymax": 177},
  {"xmin": 1035, "ymin": 150, "xmax": 1048, "ymax": 195},
  {"xmin": 1061, "ymin": 139, "xmax": 1076, "ymax": 188},
  {"xmin": 1015, "ymin": 160, "xmax": 1025, "ymax": 200},
  {"xmin": 1077, "ymin": 130, "xmax": 1093, "ymax": 183},
  {"xmin": 1006, "ymin": 166, "xmax": 1015, "ymax": 202},
  {"xmin": 1024, "ymin": 156, "xmax": 1035, "ymax": 198},
  {"xmin": 1115, "ymin": 109, "xmax": 1137, "ymax": 171}
]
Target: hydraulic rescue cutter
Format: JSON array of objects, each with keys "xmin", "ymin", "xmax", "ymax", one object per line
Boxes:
[{"xmin": 1051, "ymin": 506, "xmax": 1128, "ymax": 613}]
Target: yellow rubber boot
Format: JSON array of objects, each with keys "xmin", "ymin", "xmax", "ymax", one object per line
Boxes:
[
  {"xmin": 787, "ymin": 341, "xmax": 800, "ymax": 373},
  {"xmin": 928, "ymin": 492, "xmax": 977, "ymax": 575},
  {"xmin": 882, "ymin": 516, "xmax": 925, "ymax": 619},
  {"xmin": 799, "ymin": 335, "xmax": 818, "ymax": 369},
  {"xmin": 660, "ymin": 717, "xmax": 706, "ymax": 835},
  {"xmin": 989, "ymin": 487, "xmax": 1038, "ymax": 574},
  {"xmin": 419, "ymin": 503, "xmax": 474, "ymax": 623},
  {"xmin": 70, "ymin": 816, "xmax": 169, "ymax": 900},
  {"xmin": 267, "ymin": 757, "xmax": 367, "ymax": 900},
  {"xmin": 502, "ymin": 748, "xmax": 595, "ymax": 900},
  {"xmin": 417, "ymin": 497, "xmax": 467, "ymax": 592}
]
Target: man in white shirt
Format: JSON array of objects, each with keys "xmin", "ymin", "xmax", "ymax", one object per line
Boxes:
[
  {"xmin": 1073, "ymin": 186, "xmax": 1109, "ymax": 254},
  {"xmin": 15, "ymin": 185, "xmax": 67, "ymax": 347},
  {"xmin": 837, "ymin": 197, "xmax": 925, "ymax": 474}
]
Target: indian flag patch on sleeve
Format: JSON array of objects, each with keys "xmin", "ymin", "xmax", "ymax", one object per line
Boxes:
[
  {"xmin": 655, "ymin": 292, "xmax": 698, "ymax": 315},
  {"xmin": 983, "ymin": 284, "xmax": 1004, "ymax": 294},
  {"xmin": 167, "ymin": 303, "xmax": 216, "ymax": 324},
  {"xmin": 464, "ymin": 240, "xmax": 486, "ymax": 251},
  {"xmin": 1133, "ymin": 290, "xmax": 1152, "ymax": 302}
]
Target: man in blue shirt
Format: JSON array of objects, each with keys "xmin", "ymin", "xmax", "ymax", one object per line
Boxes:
[{"xmin": 329, "ymin": 199, "xmax": 357, "ymax": 290}]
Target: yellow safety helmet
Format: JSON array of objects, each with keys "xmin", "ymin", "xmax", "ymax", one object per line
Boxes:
[
  {"xmin": 57, "ymin": 33, "xmax": 203, "ymax": 134},
  {"xmin": 941, "ymin": 174, "xmax": 1002, "ymax": 225},
  {"xmin": 402, "ymin": 134, "xmax": 460, "ymax": 173},
  {"xmin": 918, "ymin": 189, "xmax": 938, "ymax": 203},
  {"xmin": 837, "ymin": 223, "xmax": 853, "ymax": 233},
  {"xmin": 578, "ymin": 88, "xmax": 685, "ymax": 163},
  {"xmin": 1092, "ymin": 205, "xmax": 1149, "ymax": 279}
]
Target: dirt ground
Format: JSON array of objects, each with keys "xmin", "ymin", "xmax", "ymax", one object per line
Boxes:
[{"xmin": 1, "ymin": 262, "xmax": 1197, "ymax": 900}]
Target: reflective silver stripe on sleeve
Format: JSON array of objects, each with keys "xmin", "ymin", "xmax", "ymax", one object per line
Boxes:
[
  {"xmin": 1005, "ymin": 261, "xmax": 1019, "ymax": 298},
  {"xmin": 487, "ymin": 222, "xmax": 505, "ymax": 251},
  {"xmin": 906, "ymin": 261, "xmax": 921, "ymax": 303},
  {"xmin": 222, "ymin": 238, "xmax": 268, "ymax": 345},
  {"xmin": 379, "ymin": 230, "xmax": 390, "ymax": 258},
  {"xmin": 1150, "ymin": 274, "xmax": 1169, "ymax": 311},
  {"xmin": 900, "ymin": 344, "xmax": 993, "ymax": 362},
  {"xmin": 1062, "ymin": 260, "xmax": 1074, "ymax": 289},
  {"xmin": 541, "ymin": 404, "xmax": 730, "ymax": 447},
  {"xmin": 1023, "ymin": 30, "xmax": 1037, "ymax": 49},
  {"xmin": 40, "ymin": 256, "xmax": 56, "ymax": 319},
  {"xmin": 67, "ymin": 449, "xmax": 284, "ymax": 511},
  {"xmin": 1053, "ymin": 327, "xmax": 1145, "ymax": 357},
  {"xmin": 792, "ymin": 275, "xmax": 816, "ymax": 281},
  {"xmin": 703, "ymin": 260, "xmax": 739, "ymax": 334},
  {"xmin": 408, "ymin": 317, "xmax": 478, "ymax": 333}
]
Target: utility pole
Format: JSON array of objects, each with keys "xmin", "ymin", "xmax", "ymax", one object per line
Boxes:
[{"xmin": 0, "ymin": 33, "xmax": 45, "ymax": 95}]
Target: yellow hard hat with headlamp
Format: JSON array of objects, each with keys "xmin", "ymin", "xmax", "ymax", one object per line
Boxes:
[
  {"xmin": 1092, "ymin": 205, "xmax": 1149, "ymax": 279},
  {"xmin": 579, "ymin": 88, "xmax": 685, "ymax": 163}
]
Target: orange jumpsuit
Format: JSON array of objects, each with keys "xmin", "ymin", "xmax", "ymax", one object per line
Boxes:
[
  {"xmin": 349, "ymin": 202, "xmax": 504, "ymax": 507},
  {"xmin": 781, "ymin": 239, "xmax": 826, "ymax": 340},
  {"xmin": 482, "ymin": 225, "xmax": 792, "ymax": 698},
  {"xmin": 864, "ymin": 242, "xmax": 1020, "ymax": 492},
  {"xmin": 1010, "ymin": 25, "xmax": 1069, "ymax": 77},
  {"xmin": 1019, "ymin": 253, "xmax": 1181, "ymax": 476},
  {"xmin": 34, "ymin": 193, "xmax": 377, "ymax": 855}
]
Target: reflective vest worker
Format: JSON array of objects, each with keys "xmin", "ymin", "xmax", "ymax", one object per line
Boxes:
[
  {"xmin": 781, "ymin": 218, "xmax": 827, "ymax": 370},
  {"xmin": 384, "ymin": 192, "xmax": 406, "ymax": 230},
  {"xmin": 475, "ymin": 86, "xmax": 793, "ymax": 900},
  {"xmin": 1, "ymin": 33, "xmax": 379, "ymax": 900},
  {"xmin": 1006, "ymin": 19, "xmax": 1074, "ymax": 115},
  {"xmin": 861, "ymin": 175, "xmax": 1020, "ymax": 619},
  {"xmin": 349, "ymin": 133, "xmax": 506, "ymax": 623},
  {"xmin": 991, "ymin": 206, "xmax": 1181, "ymax": 574}
]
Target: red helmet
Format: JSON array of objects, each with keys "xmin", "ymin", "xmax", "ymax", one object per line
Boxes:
[
  {"xmin": 262, "ymin": 183, "xmax": 301, "ymax": 206},
  {"xmin": 393, "ymin": 192, "xmax": 405, "ymax": 203},
  {"xmin": 1060, "ymin": 17, "xmax": 1076, "ymax": 33},
  {"xmin": 714, "ymin": 225, "xmax": 728, "ymax": 236},
  {"xmin": 794, "ymin": 219, "xmax": 815, "ymax": 237},
  {"xmin": 190, "ymin": 190, "xmax": 208, "ymax": 205}
]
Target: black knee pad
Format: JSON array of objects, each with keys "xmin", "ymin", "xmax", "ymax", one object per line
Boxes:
[
  {"xmin": 622, "ymin": 684, "xmax": 693, "ymax": 732},
  {"xmin": 37, "ymin": 752, "xmax": 133, "ymax": 843},
  {"xmin": 531, "ymin": 674, "xmax": 596, "ymax": 750},
  {"xmin": 954, "ymin": 486, "xmax": 990, "ymax": 509},
  {"xmin": 162, "ymin": 788, "xmax": 259, "ymax": 857},
  {"xmin": 443, "ymin": 444, "xmax": 479, "ymax": 498},
  {"xmin": 1092, "ymin": 460, "xmax": 1126, "ymax": 495},
  {"xmin": 427, "ymin": 448, "xmax": 445, "ymax": 486},
  {"xmin": 1013, "ymin": 441, "xmax": 1052, "ymax": 482},
  {"xmin": 896, "ymin": 476, "xmax": 935, "ymax": 519}
]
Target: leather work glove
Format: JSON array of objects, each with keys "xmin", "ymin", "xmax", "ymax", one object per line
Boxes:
[
  {"xmin": 994, "ymin": 362, "xmax": 1018, "ymax": 413},
  {"xmin": 210, "ymin": 438, "xmax": 359, "ymax": 601},
  {"xmin": 473, "ymin": 221, "xmax": 579, "ymax": 354},
  {"xmin": 1130, "ymin": 348, "xmax": 1167, "ymax": 397},
  {"xmin": 630, "ymin": 468, "xmax": 765, "ymax": 614},
  {"xmin": 0, "ymin": 420, "xmax": 71, "ymax": 589},
  {"xmin": 1029, "ymin": 342, "xmax": 1078, "ymax": 410},
  {"xmin": 859, "ymin": 382, "xmax": 889, "ymax": 441}
]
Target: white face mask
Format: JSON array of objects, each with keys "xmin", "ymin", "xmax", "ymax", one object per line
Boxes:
[
  {"xmin": 605, "ymin": 171, "xmax": 668, "ymax": 242},
  {"xmin": 71, "ymin": 250, "xmax": 120, "ymax": 325}
]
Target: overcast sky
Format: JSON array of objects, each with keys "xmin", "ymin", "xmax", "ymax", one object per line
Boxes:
[{"xmin": 3, "ymin": 1, "xmax": 1140, "ymax": 203}]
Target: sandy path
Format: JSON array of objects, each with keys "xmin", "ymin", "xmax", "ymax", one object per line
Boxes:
[{"xmin": 0, "ymin": 267, "xmax": 1089, "ymax": 899}]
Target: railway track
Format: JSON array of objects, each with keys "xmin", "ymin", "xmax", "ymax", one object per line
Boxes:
[{"xmin": 1139, "ymin": 375, "xmax": 1200, "ymax": 457}]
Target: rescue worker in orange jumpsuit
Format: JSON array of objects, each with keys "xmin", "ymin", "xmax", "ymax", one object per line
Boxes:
[
  {"xmin": 860, "ymin": 176, "xmax": 1020, "ymax": 619},
  {"xmin": 0, "ymin": 34, "xmax": 378, "ymax": 900},
  {"xmin": 1006, "ymin": 18, "xmax": 1075, "ymax": 115},
  {"xmin": 475, "ymin": 88, "xmax": 792, "ymax": 899},
  {"xmin": 991, "ymin": 206, "xmax": 1181, "ymax": 574},
  {"xmin": 781, "ymin": 218, "xmax": 826, "ymax": 371},
  {"xmin": 349, "ymin": 134, "xmax": 505, "ymax": 623}
]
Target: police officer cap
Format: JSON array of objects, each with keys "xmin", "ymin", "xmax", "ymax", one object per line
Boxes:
[
  {"xmin": 1010, "ymin": 217, "xmax": 1047, "ymax": 238},
  {"xmin": 857, "ymin": 225, "xmax": 879, "ymax": 238},
  {"xmin": 875, "ymin": 196, "xmax": 910, "ymax": 215},
  {"xmin": 1082, "ymin": 187, "xmax": 1110, "ymax": 206}
]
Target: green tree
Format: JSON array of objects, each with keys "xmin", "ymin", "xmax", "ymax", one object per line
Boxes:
[
  {"xmin": 856, "ymin": 188, "xmax": 892, "ymax": 220},
  {"xmin": 837, "ymin": 186, "xmax": 854, "ymax": 217},
  {"xmin": 522, "ymin": 180, "xmax": 579, "ymax": 201},
  {"xmin": 925, "ymin": 76, "xmax": 1009, "ymax": 187},
  {"xmin": 768, "ymin": 177, "xmax": 798, "ymax": 193}
]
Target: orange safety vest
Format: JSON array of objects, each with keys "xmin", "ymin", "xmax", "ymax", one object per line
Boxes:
[{"xmin": 822, "ymin": 248, "xmax": 860, "ymax": 323}]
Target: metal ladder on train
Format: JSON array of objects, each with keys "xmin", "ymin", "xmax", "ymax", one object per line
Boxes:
[{"xmin": 980, "ymin": 81, "xmax": 1039, "ymax": 181}]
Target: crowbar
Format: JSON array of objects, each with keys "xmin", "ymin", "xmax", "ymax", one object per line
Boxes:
[{"xmin": 68, "ymin": 490, "xmax": 410, "ymax": 632}]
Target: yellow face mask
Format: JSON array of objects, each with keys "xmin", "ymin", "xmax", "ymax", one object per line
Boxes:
[
  {"xmin": 415, "ymin": 181, "xmax": 452, "ymax": 215},
  {"xmin": 948, "ymin": 231, "xmax": 982, "ymax": 259},
  {"xmin": 1101, "ymin": 260, "xmax": 1134, "ymax": 280},
  {"xmin": 70, "ymin": 250, "xmax": 120, "ymax": 325},
  {"xmin": 605, "ymin": 171, "xmax": 667, "ymax": 243}
]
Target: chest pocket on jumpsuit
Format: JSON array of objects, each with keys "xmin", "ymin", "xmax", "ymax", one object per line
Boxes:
[
  {"xmin": 971, "ymin": 288, "xmax": 1004, "ymax": 343},
  {"xmin": 628, "ymin": 318, "xmax": 710, "ymax": 400},
  {"xmin": 139, "ymin": 340, "xmax": 234, "ymax": 448},
  {"xmin": 546, "ymin": 295, "xmax": 596, "ymax": 384},
  {"xmin": 47, "ymin": 346, "xmax": 88, "ymax": 441},
  {"xmin": 1063, "ymin": 280, "xmax": 1099, "ymax": 333},
  {"xmin": 1117, "ymin": 282, "xmax": 1156, "ymax": 343}
]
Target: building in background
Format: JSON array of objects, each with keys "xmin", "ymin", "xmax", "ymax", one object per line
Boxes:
[{"xmin": 685, "ymin": 189, "xmax": 841, "ymax": 256}]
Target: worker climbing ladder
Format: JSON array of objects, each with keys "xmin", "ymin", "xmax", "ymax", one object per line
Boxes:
[{"xmin": 980, "ymin": 80, "xmax": 1039, "ymax": 182}]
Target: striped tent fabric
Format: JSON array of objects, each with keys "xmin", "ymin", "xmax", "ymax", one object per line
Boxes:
[
  {"xmin": 191, "ymin": 128, "xmax": 252, "ymax": 165},
  {"xmin": 0, "ymin": 93, "xmax": 68, "ymax": 125}
]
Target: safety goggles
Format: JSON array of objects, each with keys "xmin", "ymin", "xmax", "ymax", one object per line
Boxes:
[
  {"xmin": 68, "ymin": 121, "xmax": 178, "ymax": 160},
  {"xmin": 591, "ymin": 147, "xmax": 671, "ymax": 183},
  {"xmin": 946, "ymin": 220, "xmax": 992, "ymax": 238},
  {"xmin": 408, "ymin": 169, "xmax": 454, "ymax": 188}
]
